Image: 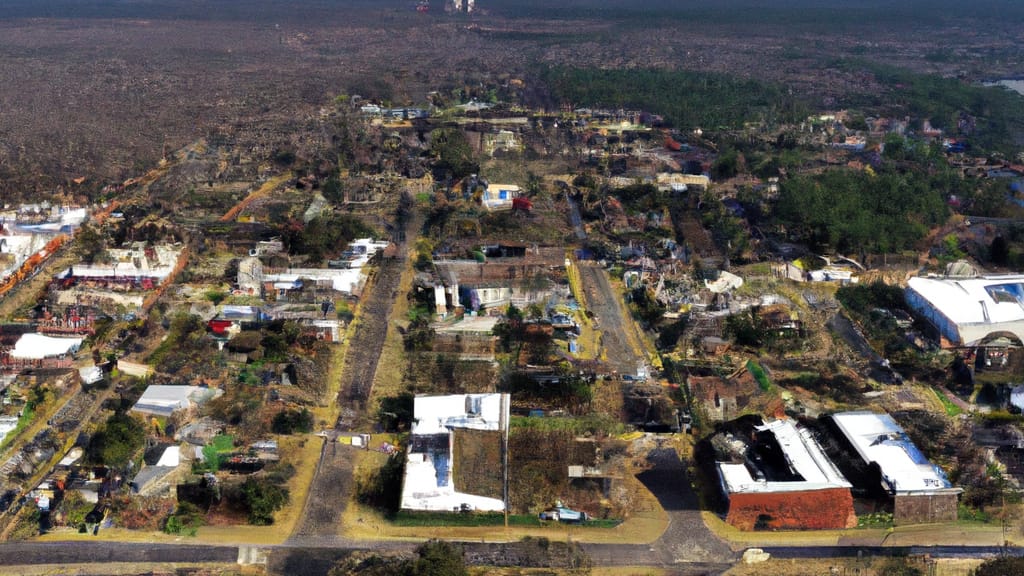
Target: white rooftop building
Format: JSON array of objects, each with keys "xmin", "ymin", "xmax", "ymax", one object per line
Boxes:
[
  {"xmin": 717, "ymin": 419, "xmax": 852, "ymax": 495},
  {"xmin": 9, "ymin": 333, "xmax": 83, "ymax": 360},
  {"xmin": 131, "ymin": 385, "xmax": 222, "ymax": 418},
  {"xmin": 262, "ymin": 238, "xmax": 389, "ymax": 295},
  {"xmin": 400, "ymin": 393, "xmax": 509, "ymax": 513},
  {"xmin": 831, "ymin": 411, "xmax": 957, "ymax": 494},
  {"xmin": 906, "ymin": 274, "xmax": 1024, "ymax": 347},
  {"xmin": 481, "ymin": 184, "xmax": 521, "ymax": 211}
]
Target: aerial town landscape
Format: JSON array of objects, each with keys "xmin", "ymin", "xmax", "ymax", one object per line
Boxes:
[{"xmin": 2, "ymin": 0, "xmax": 1024, "ymax": 575}]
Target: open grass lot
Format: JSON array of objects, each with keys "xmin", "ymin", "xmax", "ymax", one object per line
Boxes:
[{"xmin": 339, "ymin": 463, "xmax": 667, "ymax": 545}]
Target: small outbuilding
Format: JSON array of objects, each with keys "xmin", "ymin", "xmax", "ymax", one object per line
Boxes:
[{"xmin": 131, "ymin": 385, "xmax": 221, "ymax": 419}]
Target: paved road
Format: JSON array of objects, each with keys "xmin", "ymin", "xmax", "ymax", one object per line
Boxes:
[
  {"xmin": 578, "ymin": 263, "xmax": 643, "ymax": 374},
  {"xmin": 0, "ymin": 542, "xmax": 239, "ymax": 565},
  {"xmin": 288, "ymin": 214, "xmax": 417, "ymax": 545},
  {"xmin": 566, "ymin": 192, "xmax": 587, "ymax": 240},
  {"xmin": 639, "ymin": 442, "xmax": 737, "ymax": 565}
]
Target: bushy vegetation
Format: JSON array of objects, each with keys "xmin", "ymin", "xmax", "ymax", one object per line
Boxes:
[
  {"xmin": 281, "ymin": 212, "xmax": 375, "ymax": 264},
  {"xmin": 836, "ymin": 282, "xmax": 916, "ymax": 358},
  {"xmin": 542, "ymin": 67, "xmax": 811, "ymax": 129},
  {"xmin": 378, "ymin": 392, "xmax": 414, "ymax": 432},
  {"xmin": 271, "ymin": 408, "xmax": 314, "ymax": 434},
  {"xmin": 502, "ymin": 370, "xmax": 593, "ymax": 414},
  {"xmin": 972, "ymin": 557, "xmax": 1024, "ymax": 576},
  {"xmin": 237, "ymin": 476, "xmax": 289, "ymax": 525},
  {"xmin": 328, "ymin": 539, "xmax": 468, "ymax": 576},
  {"xmin": 836, "ymin": 282, "xmax": 908, "ymax": 317},
  {"xmin": 163, "ymin": 501, "xmax": 206, "ymax": 536},
  {"xmin": 775, "ymin": 167, "xmax": 950, "ymax": 254},
  {"xmin": 147, "ymin": 312, "xmax": 215, "ymax": 377},
  {"xmin": 723, "ymin": 308, "xmax": 801, "ymax": 352},
  {"xmin": 846, "ymin": 61, "xmax": 1024, "ymax": 155},
  {"xmin": 87, "ymin": 412, "xmax": 146, "ymax": 469},
  {"xmin": 356, "ymin": 453, "xmax": 406, "ymax": 517},
  {"xmin": 430, "ymin": 128, "xmax": 478, "ymax": 181}
]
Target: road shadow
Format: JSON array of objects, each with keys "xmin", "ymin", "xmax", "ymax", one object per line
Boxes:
[{"xmin": 636, "ymin": 446, "xmax": 699, "ymax": 511}]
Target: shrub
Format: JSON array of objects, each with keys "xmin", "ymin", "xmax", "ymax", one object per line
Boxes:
[
  {"xmin": 239, "ymin": 477, "xmax": 289, "ymax": 525},
  {"xmin": 271, "ymin": 408, "xmax": 314, "ymax": 434}
]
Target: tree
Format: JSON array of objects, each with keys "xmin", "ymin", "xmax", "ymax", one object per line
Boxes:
[
  {"xmin": 327, "ymin": 540, "xmax": 467, "ymax": 576},
  {"xmin": 411, "ymin": 540, "xmax": 467, "ymax": 576},
  {"xmin": 430, "ymin": 128, "xmax": 478, "ymax": 181},
  {"xmin": 991, "ymin": 235, "xmax": 1010, "ymax": 266},
  {"xmin": 322, "ymin": 176, "xmax": 343, "ymax": 204},
  {"xmin": 240, "ymin": 477, "xmax": 289, "ymax": 525},
  {"xmin": 87, "ymin": 412, "xmax": 145, "ymax": 469},
  {"xmin": 378, "ymin": 393, "xmax": 414, "ymax": 431},
  {"xmin": 75, "ymin": 223, "xmax": 107, "ymax": 264},
  {"xmin": 271, "ymin": 408, "xmax": 314, "ymax": 434}
]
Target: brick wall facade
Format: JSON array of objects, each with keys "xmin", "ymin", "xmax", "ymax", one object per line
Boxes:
[{"xmin": 726, "ymin": 488, "xmax": 857, "ymax": 530}]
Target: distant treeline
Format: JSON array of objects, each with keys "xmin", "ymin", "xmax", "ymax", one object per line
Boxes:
[
  {"xmin": 541, "ymin": 67, "xmax": 810, "ymax": 130},
  {"xmin": 12, "ymin": 0, "xmax": 1024, "ymax": 28},
  {"xmin": 0, "ymin": 0, "xmax": 397, "ymax": 22},
  {"xmin": 489, "ymin": 0, "xmax": 1024, "ymax": 29}
]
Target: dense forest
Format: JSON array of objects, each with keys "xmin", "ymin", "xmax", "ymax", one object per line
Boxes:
[
  {"xmin": 541, "ymin": 67, "xmax": 811, "ymax": 130},
  {"xmin": 774, "ymin": 166, "xmax": 953, "ymax": 254}
]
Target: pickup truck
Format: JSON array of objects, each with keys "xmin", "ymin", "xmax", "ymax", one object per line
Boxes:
[{"xmin": 539, "ymin": 504, "xmax": 589, "ymax": 523}]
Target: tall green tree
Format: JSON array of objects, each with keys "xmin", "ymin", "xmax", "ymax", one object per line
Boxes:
[{"xmin": 88, "ymin": 412, "xmax": 145, "ymax": 469}]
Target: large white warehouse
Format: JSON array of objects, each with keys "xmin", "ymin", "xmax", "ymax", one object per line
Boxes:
[{"xmin": 906, "ymin": 274, "xmax": 1024, "ymax": 347}]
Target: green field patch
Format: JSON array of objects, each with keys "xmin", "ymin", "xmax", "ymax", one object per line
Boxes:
[
  {"xmin": 931, "ymin": 387, "xmax": 962, "ymax": 417},
  {"xmin": 746, "ymin": 360, "xmax": 772, "ymax": 391},
  {"xmin": 391, "ymin": 510, "xmax": 621, "ymax": 528}
]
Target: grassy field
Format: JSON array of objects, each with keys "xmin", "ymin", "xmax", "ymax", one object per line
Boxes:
[{"xmin": 932, "ymin": 386, "xmax": 964, "ymax": 416}]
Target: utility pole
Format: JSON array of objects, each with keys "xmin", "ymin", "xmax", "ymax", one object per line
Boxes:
[{"xmin": 501, "ymin": 392, "xmax": 509, "ymax": 528}]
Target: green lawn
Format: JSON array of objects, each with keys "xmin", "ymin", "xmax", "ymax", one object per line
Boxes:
[
  {"xmin": 391, "ymin": 511, "xmax": 621, "ymax": 529},
  {"xmin": 932, "ymin": 387, "xmax": 963, "ymax": 416},
  {"xmin": 746, "ymin": 360, "xmax": 772, "ymax": 391},
  {"xmin": 0, "ymin": 403, "xmax": 35, "ymax": 452}
]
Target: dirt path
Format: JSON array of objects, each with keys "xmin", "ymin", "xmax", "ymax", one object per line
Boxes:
[
  {"xmin": 288, "ymin": 214, "xmax": 418, "ymax": 545},
  {"xmin": 578, "ymin": 264, "xmax": 646, "ymax": 375}
]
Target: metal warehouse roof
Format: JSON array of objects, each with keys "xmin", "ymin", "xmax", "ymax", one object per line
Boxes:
[
  {"xmin": 831, "ymin": 411, "xmax": 957, "ymax": 494},
  {"xmin": 907, "ymin": 274, "xmax": 1024, "ymax": 326}
]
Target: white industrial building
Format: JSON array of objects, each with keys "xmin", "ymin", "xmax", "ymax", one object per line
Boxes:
[
  {"xmin": 400, "ymin": 393, "xmax": 509, "ymax": 512},
  {"xmin": 831, "ymin": 411, "xmax": 961, "ymax": 524},
  {"xmin": 906, "ymin": 274, "xmax": 1024, "ymax": 347}
]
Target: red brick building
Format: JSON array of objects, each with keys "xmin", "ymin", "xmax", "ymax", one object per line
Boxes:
[{"xmin": 717, "ymin": 419, "xmax": 857, "ymax": 530}]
